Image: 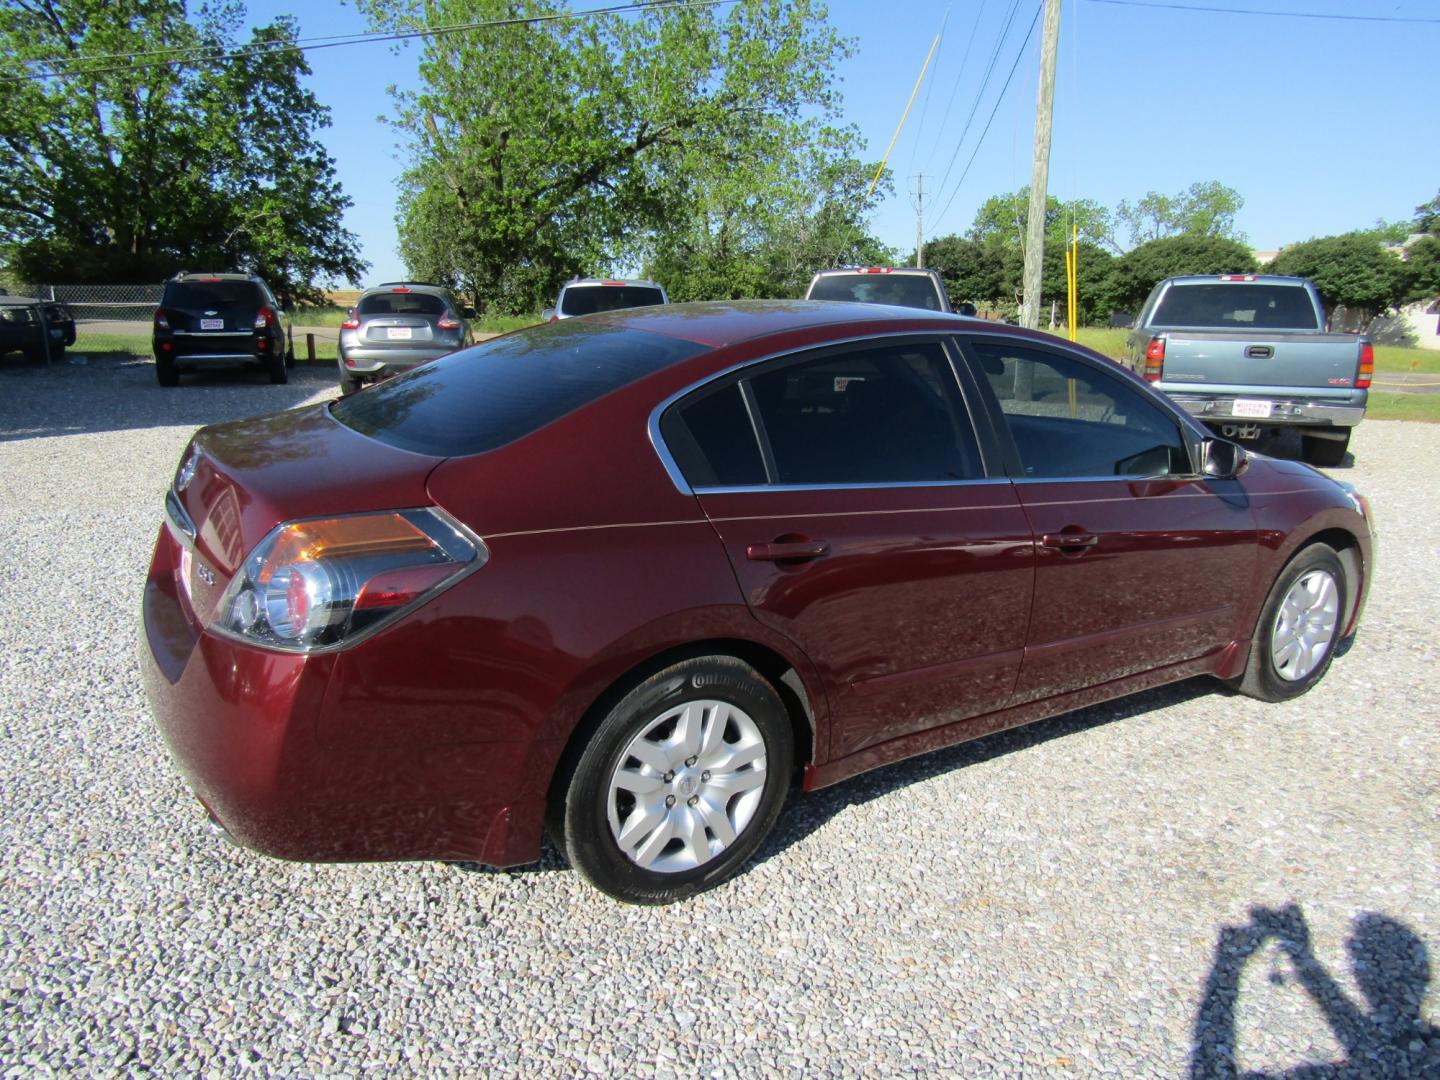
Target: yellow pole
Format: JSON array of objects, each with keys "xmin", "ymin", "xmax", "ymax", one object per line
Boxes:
[
  {"xmin": 1068, "ymin": 223, "xmax": 1079, "ymax": 342},
  {"xmin": 866, "ymin": 30, "xmax": 943, "ymax": 199}
]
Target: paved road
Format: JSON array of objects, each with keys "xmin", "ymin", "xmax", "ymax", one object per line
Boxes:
[{"xmin": 1, "ymin": 356, "xmax": 1435, "ymax": 1076}]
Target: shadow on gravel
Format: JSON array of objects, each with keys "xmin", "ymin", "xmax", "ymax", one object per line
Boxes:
[
  {"xmin": 1189, "ymin": 903, "xmax": 1439, "ymax": 1077},
  {"xmin": 1246, "ymin": 428, "xmax": 1354, "ymax": 470},
  {"xmin": 0, "ymin": 355, "xmax": 337, "ymax": 442},
  {"xmin": 754, "ymin": 675, "xmax": 1218, "ymax": 868}
]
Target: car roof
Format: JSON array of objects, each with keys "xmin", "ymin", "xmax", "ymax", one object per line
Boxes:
[
  {"xmin": 562, "ymin": 278, "xmax": 664, "ymax": 290},
  {"xmin": 167, "ymin": 272, "xmax": 259, "ymax": 282},
  {"xmin": 362, "ymin": 282, "xmax": 451, "ymax": 296},
  {"xmin": 811, "ymin": 267, "xmax": 942, "ymax": 277},
  {"xmin": 570, "ymin": 298, "xmax": 971, "ymax": 348},
  {"xmin": 0, "ymin": 295, "xmax": 41, "ymax": 306},
  {"xmin": 1162, "ymin": 274, "xmax": 1309, "ymax": 286}
]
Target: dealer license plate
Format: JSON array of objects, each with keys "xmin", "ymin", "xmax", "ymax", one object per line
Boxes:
[
  {"xmin": 1232, "ymin": 399, "xmax": 1273, "ymax": 419},
  {"xmin": 387, "ymin": 327, "xmax": 413, "ymax": 340},
  {"xmin": 200, "ymin": 318, "xmax": 224, "ymax": 330}
]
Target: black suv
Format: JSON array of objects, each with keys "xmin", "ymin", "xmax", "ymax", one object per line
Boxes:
[{"xmin": 152, "ymin": 272, "xmax": 294, "ymax": 387}]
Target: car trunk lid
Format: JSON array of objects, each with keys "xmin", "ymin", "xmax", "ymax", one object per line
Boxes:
[{"xmin": 1156, "ymin": 332, "xmax": 1365, "ymax": 392}]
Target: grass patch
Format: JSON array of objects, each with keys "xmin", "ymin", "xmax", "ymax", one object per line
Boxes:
[{"xmin": 1365, "ymin": 393, "xmax": 1440, "ymax": 422}]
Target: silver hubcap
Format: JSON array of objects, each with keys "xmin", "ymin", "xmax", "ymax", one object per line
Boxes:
[
  {"xmin": 1269, "ymin": 569, "xmax": 1340, "ymax": 682},
  {"xmin": 606, "ymin": 699, "xmax": 768, "ymax": 873}
]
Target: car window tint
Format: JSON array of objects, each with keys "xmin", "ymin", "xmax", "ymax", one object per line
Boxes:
[
  {"xmin": 744, "ymin": 341, "xmax": 981, "ymax": 485},
  {"xmin": 358, "ymin": 292, "xmax": 447, "ymax": 316},
  {"xmin": 973, "ymin": 343, "xmax": 1188, "ymax": 478},
  {"xmin": 663, "ymin": 384, "xmax": 766, "ymax": 487},
  {"xmin": 1150, "ymin": 284, "xmax": 1319, "ymax": 330},
  {"xmin": 807, "ymin": 275, "xmax": 942, "ymax": 311},
  {"xmin": 560, "ymin": 286, "xmax": 665, "ymax": 316},
  {"xmin": 332, "ymin": 322, "xmax": 706, "ymax": 457},
  {"xmin": 163, "ymin": 282, "xmax": 262, "ymax": 308}
]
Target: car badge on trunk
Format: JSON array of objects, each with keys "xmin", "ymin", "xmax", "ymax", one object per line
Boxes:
[{"xmin": 204, "ymin": 310, "xmax": 218, "ymax": 316}]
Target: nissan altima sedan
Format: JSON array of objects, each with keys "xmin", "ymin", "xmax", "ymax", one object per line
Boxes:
[{"xmin": 141, "ymin": 302, "xmax": 1375, "ymax": 904}]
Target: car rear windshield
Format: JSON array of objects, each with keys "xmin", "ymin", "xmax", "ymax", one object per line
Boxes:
[
  {"xmin": 1150, "ymin": 284, "xmax": 1319, "ymax": 330},
  {"xmin": 162, "ymin": 281, "xmax": 262, "ymax": 309},
  {"xmin": 559, "ymin": 285, "xmax": 665, "ymax": 317},
  {"xmin": 358, "ymin": 292, "xmax": 448, "ymax": 316},
  {"xmin": 331, "ymin": 322, "xmax": 707, "ymax": 457},
  {"xmin": 808, "ymin": 274, "xmax": 944, "ymax": 311}
]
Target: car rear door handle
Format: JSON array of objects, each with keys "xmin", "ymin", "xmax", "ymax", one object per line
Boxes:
[
  {"xmin": 746, "ymin": 540, "xmax": 830, "ymax": 562},
  {"xmin": 1041, "ymin": 532, "xmax": 1099, "ymax": 550}
]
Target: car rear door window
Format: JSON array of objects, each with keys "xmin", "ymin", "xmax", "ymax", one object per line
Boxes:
[
  {"xmin": 358, "ymin": 293, "xmax": 447, "ymax": 316},
  {"xmin": 971, "ymin": 342, "xmax": 1190, "ymax": 478},
  {"xmin": 661, "ymin": 384, "xmax": 767, "ymax": 488},
  {"xmin": 807, "ymin": 275, "xmax": 943, "ymax": 310},
  {"xmin": 560, "ymin": 286, "xmax": 665, "ymax": 316},
  {"xmin": 163, "ymin": 282, "xmax": 262, "ymax": 308}
]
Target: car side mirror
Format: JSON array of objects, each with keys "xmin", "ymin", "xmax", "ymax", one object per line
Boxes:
[
  {"xmin": 462, "ymin": 306, "xmax": 477, "ymax": 319},
  {"xmin": 956, "ymin": 302, "xmax": 978, "ymax": 317},
  {"xmin": 1201, "ymin": 438, "xmax": 1248, "ymax": 479}
]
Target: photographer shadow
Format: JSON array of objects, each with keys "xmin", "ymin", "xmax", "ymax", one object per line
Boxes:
[{"xmin": 1191, "ymin": 904, "xmax": 1438, "ymax": 1078}]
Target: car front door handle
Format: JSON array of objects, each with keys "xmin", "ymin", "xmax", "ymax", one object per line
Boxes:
[
  {"xmin": 746, "ymin": 540, "xmax": 830, "ymax": 562},
  {"xmin": 1041, "ymin": 532, "xmax": 1099, "ymax": 550}
]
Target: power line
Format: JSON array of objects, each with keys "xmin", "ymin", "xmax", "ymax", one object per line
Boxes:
[
  {"xmin": 906, "ymin": 5, "xmax": 951, "ymax": 179},
  {"xmin": 1084, "ymin": 0, "xmax": 1440, "ymax": 23},
  {"xmin": 927, "ymin": 3, "xmax": 1043, "ymax": 235},
  {"xmin": 927, "ymin": 0, "xmax": 1028, "ymax": 217},
  {"xmin": 922, "ymin": 0, "xmax": 990, "ymax": 174},
  {"xmin": 2, "ymin": 0, "xmax": 738, "ymax": 84}
]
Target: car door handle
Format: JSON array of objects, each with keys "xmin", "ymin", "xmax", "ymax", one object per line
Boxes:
[
  {"xmin": 1041, "ymin": 532, "xmax": 1099, "ymax": 550},
  {"xmin": 746, "ymin": 540, "xmax": 830, "ymax": 562}
]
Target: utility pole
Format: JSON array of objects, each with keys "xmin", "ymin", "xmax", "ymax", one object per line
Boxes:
[
  {"xmin": 914, "ymin": 174, "xmax": 925, "ymax": 268},
  {"xmin": 1020, "ymin": 0, "xmax": 1062, "ymax": 329}
]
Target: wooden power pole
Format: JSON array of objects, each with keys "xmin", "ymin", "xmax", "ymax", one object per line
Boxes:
[{"xmin": 1020, "ymin": 0, "xmax": 1063, "ymax": 329}]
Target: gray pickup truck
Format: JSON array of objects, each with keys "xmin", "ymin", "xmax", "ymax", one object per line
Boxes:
[{"xmin": 1124, "ymin": 274, "xmax": 1371, "ymax": 466}]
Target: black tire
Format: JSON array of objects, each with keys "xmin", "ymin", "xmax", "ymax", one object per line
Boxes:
[
  {"xmin": 285, "ymin": 344, "xmax": 297, "ymax": 369},
  {"xmin": 555, "ymin": 655, "xmax": 793, "ymax": 904},
  {"xmin": 1233, "ymin": 543, "xmax": 1346, "ymax": 703},
  {"xmin": 155, "ymin": 353, "xmax": 179, "ymax": 387},
  {"xmin": 1301, "ymin": 431, "xmax": 1349, "ymax": 467},
  {"xmin": 264, "ymin": 349, "xmax": 288, "ymax": 385},
  {"xmin": 338, "ymin": 369, "xmax": 364, "ymax": 396}
]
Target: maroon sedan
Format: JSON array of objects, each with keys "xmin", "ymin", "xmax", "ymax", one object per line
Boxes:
[{"xmin": 141, "ymin": 302, "xmax": 1375, "ymax": 903}]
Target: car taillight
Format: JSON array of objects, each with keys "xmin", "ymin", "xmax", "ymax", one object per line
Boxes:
[
  {"xmin": 860, "ymin": 267, "xmax": 891, "ymax": 274},
  {"xmin": 254, "ymin": 306, "xmax": 275, "ymax": 330},
  {"xmin": 154, "ymin": 309, "xmax": 170, "ymax": 331},
  {"xmin": 436, "ymin": 315, "xmax": 461, "ymax": 330},
  {"xmin": 1356, "ymin": 342, "xmax": 1373, "ymax": 389},
  {"xmin": 214, "ymin": 508, "xmax": 484, "ymax": 653},
  {"xmin": 1218, "ymin": 274, "xmax": 1256, "ymax": 282},
  {"xmin": 1144, "ymin": 337, "xmax": 1165, "ymax": 381},
  {"xmin": 340, "ymin": 316, "xmax": 360, "ymax": 330}
]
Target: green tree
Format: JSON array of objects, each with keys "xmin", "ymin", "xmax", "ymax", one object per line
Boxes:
[
  {"xmin": 1415, "ymin": 190, "xmax": 1440, "ymax": 235},
  {"xmin": 1403, "ymin": 236, "xmax": 1440, "ymax": 301},
  {"xmin": 1111, "ymin": 234, "xmax": 1257, "ymax": 313},
  {"xmin": 364, "ymin": 0, "xmax": 862, "ymax": 314},
  {"xmin": 1115, "ymin": 180, "xmax": 1245, "ymax": 248},
  {"xmin": 1269, "ymin": 233, "xmax": 1409, "ymax": 323},
  {"xmin": 920, "ymin": 235, "xmax": 1008, "ymax": 307},
  {"xmin": 967, "ymin": 188, "xmax": 1117, "ymax": 254},
  {"xmin": 0, "ymin": 0, "xmax": 365, "ymax": 300}
]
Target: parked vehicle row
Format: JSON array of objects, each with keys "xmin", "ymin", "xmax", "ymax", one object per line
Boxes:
[{"xmin": 141, "ymin": 300, "xmax": 1375, "ymax": 904}]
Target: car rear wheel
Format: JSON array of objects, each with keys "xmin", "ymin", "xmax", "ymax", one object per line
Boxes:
[
  {"xmin": 556, "ymin": 656, "xmax": 792, "ymax": 904},
  {"xmin": 1233, "ymin": 543, "xmax": 1346, "ymax": 702},
  {"xmin": 264, "ymin": 349, "xmax": 288, "ymax": 385},
  {"xmin": 155, "ymin": 354, "xmax": 179, "ymax": 387},
  {"xmin": 1301, "ymin": 431, "xmax": 1349, "ymax": 467},
  {"xmin": 338, "ymin": 369, "xmax": 363, "ymax": 396}
]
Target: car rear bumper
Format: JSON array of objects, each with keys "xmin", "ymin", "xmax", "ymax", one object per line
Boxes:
[
  {"xmin": 1166, "ymin": 393, "xmax": 1366, "ymax": 430},
  {"xmin": 154, "ymin": 333, "xmax": 272, "ymax": 364},
  {"xmin": 339, "ymin": 345, "xmax": 457, "ymax": 373},
  {"xmin": 139, "ymin": 524, "xmax": 542, "ymax": 866}
]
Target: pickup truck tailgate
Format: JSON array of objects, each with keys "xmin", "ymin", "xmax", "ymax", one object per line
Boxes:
[{"xmin": 1161, "ymin": 332, "xmax": 1362, "ymax": 391}]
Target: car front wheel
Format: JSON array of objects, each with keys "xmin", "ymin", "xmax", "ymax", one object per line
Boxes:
[
  {"xmin": 1233, "ymin": 543, "xmax": 1346, "ymax": 702},
  {"xmin": 556, "ymin": 656, "xmax": 793, "ymax": 904}
]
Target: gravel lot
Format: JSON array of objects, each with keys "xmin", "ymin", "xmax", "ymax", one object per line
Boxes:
[{"xmin": 2, "ymin": 355, "xmax": 1436, "ymax": 1078}]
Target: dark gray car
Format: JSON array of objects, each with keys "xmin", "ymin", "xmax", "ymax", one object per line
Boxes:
[{"xmin": 338, "ymin": 283, "xmax": 476, "ymax": 395}]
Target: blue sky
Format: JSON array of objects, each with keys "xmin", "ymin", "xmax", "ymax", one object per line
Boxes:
[{"xmin": 245, "ymin": 0, "xmax": 1440, "ymax": 284}]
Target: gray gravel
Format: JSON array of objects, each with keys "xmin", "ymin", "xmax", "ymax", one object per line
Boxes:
[{"xmin": 2, "ymin": 354, "xmax": 1436, "ymax": 1078}]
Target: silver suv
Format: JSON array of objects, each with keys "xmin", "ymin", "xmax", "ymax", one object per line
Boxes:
[
  {"xmin": 542, "ymin": 278, "xmax": 668, "ymax": 322},
  {"xmin": 805, "ymin": 267, "xmax": 956, "ymax": 312},
  {"xmin": 338, "ymin": 282, "xmax": 476, "ymax": 394}
]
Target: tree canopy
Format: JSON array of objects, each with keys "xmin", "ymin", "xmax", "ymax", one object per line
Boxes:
[
  {"xmin": 0, "ymin": 0, "xmax": 366, "ymax": 300},
  {"xmin": 1269, "ymin": 233, "xmax": 1410, "ymax": 321},
  {"xmin": 363, "ymin": 0, "xmax": 876, "ymax": 315},
  {"xmin": 1110, "ymin": 234, "xmax": 1257, "ymax": 313},
  {"xmin": 1115, "ymin": 181, "xmax": 1245, "ymax": 249}
]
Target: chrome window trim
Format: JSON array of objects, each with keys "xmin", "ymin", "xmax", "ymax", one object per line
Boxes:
[
  {"xmin": 646, "ymin": 329, "xmax": 977, "ymax": 497},
  {"xmin": 693, "ymin": 478, "xmax": 1014, "ymax": 496}
]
